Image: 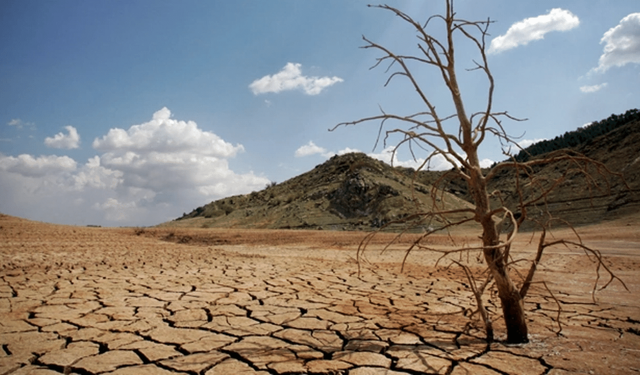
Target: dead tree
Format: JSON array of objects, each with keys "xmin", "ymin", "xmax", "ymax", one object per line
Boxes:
[{"xmin": 331, "ymin": 2, "xmax": 626, "ymax": 344}]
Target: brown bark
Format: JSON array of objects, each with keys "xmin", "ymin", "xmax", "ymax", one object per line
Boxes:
[
  {"xmin": 469, "ymin": 166, "xmax": 529, "ymax": 343},
  {"xmin": 454, "ymin": 39, "xmax": 528, "ymax": 341}
]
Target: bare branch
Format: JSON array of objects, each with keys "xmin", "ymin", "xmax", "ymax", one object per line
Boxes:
[
  {"xmin": 542, "ymin": 280, "xmax": 563, "ymax": 336},
  {"xmin": 542, "ymin": 237, "xmax": 629, "ymax": 302},
  {"xmin": 519, "ymin": 228, "xmax": 546, "ymax": 298},
  {"xmin": 335, "ymin": 1, "xmax": 628, "ymax": 344},
  {"xmin": 452, "ymin": 260, "xmax": 494, "ymax": 342}
]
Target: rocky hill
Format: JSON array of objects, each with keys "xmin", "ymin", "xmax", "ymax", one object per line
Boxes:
[
  {"xmin": 169, "ymin": 152, "xmax": 474, "ymax": 231},
  {"xmin": 168, "ymin": 111, "xmax": 640, "ymax": 231}
]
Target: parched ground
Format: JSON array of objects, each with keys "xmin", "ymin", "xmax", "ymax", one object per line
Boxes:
[{"xmin": 1, "ymin": 214, "xmax": 639, "ymax": 375}]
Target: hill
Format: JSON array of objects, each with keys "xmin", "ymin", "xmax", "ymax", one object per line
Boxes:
[
  {"xmin": 168, "ymin": 110, "xmax": 640, "ymax": 231},
  {"xmin": 169, "ymin": 152, "xmax": 474, "ymax": 231},
  {"xmin": 414, "ymin": 111, "xmax": 640, "ymax": 228},
  {"xmin": 517, "ymin": 113, "xmax": 640, "ymax": 226},
  {"xmin": 513, "ymin": 109, "xmax": 639, "ymax": 162}
]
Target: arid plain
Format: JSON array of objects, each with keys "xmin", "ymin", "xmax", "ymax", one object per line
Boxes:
[{"xmin": 1, "ymin": 213, "xmax": 639, "ymax": 374}]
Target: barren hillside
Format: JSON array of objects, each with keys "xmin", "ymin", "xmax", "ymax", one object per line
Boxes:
[
  {"xmin": 417, "ymin": 114, "xmax": 640, "ymax": 228},
  {"xmin": 170, "ymin": 152, "xmax": 474, "ymax": 231}
]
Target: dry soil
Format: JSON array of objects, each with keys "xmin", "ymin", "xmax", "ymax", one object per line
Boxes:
[{"xmin": 1, "ymin": 214, "xmax": 639, "ymax": 374}]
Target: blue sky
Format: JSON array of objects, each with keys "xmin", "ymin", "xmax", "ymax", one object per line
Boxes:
[{"xmin": 1, "ymin": 1, "xmax": 638, "ymax": 226}]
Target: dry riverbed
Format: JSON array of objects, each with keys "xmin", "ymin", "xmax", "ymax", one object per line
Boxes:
[{"xmin": 1, "ymin": 213, "xmax": 639, "ymax": 374}]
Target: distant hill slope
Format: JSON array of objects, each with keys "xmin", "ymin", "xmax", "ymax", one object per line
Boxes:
[
  {"xmin": 414, "ymin": 111, "xmax": 640, "ymax": 228},
  {"xmin": 522, "ymin": 113, "xmax": 640, "ymax": 225},
  {"xmin": 167, "ymin": 110, "xmax": 640, "ymax": 230},
  {"xmin": 514, "ymin": 109, "xmax": 639, "ymax": 162},
  {"xmin": 168, "ymin": 152, "xmax": 474, "ymax": 231}
]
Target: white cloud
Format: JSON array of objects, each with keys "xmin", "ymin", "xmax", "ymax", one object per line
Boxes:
[
  {"xmin": 249, "ymin": 63, "xmax": 343, "ymax": 95},
  {"xmin": 93, "ymin": 108, "xmax": 241, "ymax": 157},
  {"xmin": 580, "ymin": 83, "xmax": 608, "ymax": 93},
  {"xmin": 593, "ymin": 13, "xmax": 640, "ymax": 73},
  {"xmin": 93, "ymin": 198, "xmax": 139, "ymax": 222},
  {"xmin": 0, "ymin": 108, "xmax": 270, "ymax": 226},
  {"xmin": 488, "ymin": 8, "xmax": 579, "ymax": 54},
  {"xmin": 0, "ymin": 154, "xmax": 84, "ymax": 224},
  {"xmin": 337, "ymin": 147, "xmax": 361, "ymax": 155},
  {"xmin": 0, "ymin": 154, "xmax": 76, "ymax": 177},
  {"xmin": 72, "ymin": 156, "xmax": 123, "ymax": 191},
  {"xmin": 369, "ymin": 148, "xmax": 494, "ymax": 170},
  {"xmin": 7, "ymin": 119, "xmax": 34, "ymax": 130},
  {"xmin": 479, "ymin": 159, "xmax": 494, "ymax": 169},
  {"xmin": 518, "ymin": 138, "xmax": 547, "ymax": 148},
  {"xmin": 8, "ymin": 119, "xmax": 22, "ymax": 128},
  {"xmin": 45, "ymin": 125, "xmax": 80, "ymax": 149},
  {"xmin": 91, "ymin": 108, "xmax": 269, "ymax": 218},
  {"xmin": 368, "ymin": 147, "xmax": 458, "ymax": 171},
  {"xmin": 295, "ymin": 142, "xmax": 461, "ymax": 171},
  {"xmin": 505, "ymin": 138, "xmax": 548, "ymax": 155},
  {"xmin": 294, "ymin": 141, "xmax": 333, "ymax": 158}
]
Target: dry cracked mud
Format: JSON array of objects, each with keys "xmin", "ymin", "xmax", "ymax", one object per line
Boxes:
[{"xmin": 1, "ymin": 214, "xmax": 639, "ymax": 374}]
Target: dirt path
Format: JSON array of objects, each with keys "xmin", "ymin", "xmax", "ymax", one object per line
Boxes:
[{"xmin": 1, "ymin": 214, "xmax": 639, "ymax": 374}]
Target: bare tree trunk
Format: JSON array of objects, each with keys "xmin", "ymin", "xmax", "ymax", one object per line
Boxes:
[
  {"xmin": 439, "ymin": 23, "xmax": 528, "ymax": 340},
  {"xmin": 450, "ymin": 38, "xmax": 530, "ymax": 341},
  {"xmin": 468, "ymin": 165, "xmax": 529, "ymax": 343}
]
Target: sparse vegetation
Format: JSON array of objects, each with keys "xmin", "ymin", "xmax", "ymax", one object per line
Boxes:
[
  {"xmin": 515, "ymin": 109, "xmax": 639, "ymax": 162},
  {"xmin": 174, "ymin": 152, "xmax": 474, "ymax": 232}
]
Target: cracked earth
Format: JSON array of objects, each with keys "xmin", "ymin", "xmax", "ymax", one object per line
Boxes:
[{"xmin": 1, "ymin": 214, "xmax": 639, "ymax": 374}]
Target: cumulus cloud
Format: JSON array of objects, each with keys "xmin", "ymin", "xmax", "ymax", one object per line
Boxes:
[
  {"xmin": 93, "ymin": 108, "xmax": 241, "ymax": 157},
  {"xmin": 368, "ymin": 147, "xmax": 460, "ymax": 171},
  {"xmin": 488, "ymin": 8, "xmax": 579, "ymax": 54},
  {"xmin": 580, "ymin": 83, "xmax": 608, "ymax": 93},
  {"xmin": 90, "ymin": 108, "xmax": 269, "ymax": 220},
  {"xmin": 0, "ymin": 154, "xmax": 85, "ymax": 225},
  {"xmin": 72, "ymin": 156, "xmax": 123, "ymax": 191},
  {"xmin": 249, "ymin": 63, "xmax": 343, "ymax": 95},
  {"xmin": 92, "ymin": 107, "xmax": 258, "ymax": 194},
  {"xmin": 593, "ymin": 13, "xmax": 640, "ymax": 73},
  {"xmin": 0, "ymin": 154, "xmax": 77, "ymax": 177},
  {"xmin": 92, "ymin": 198, "xmax": 144, "ymax": 222},
  {"xmin": 0, "ymin": 108, "xmax": 270, "ymax": 226},
  {"xmin": 294, "ymin": 141, "xmax": 333, "ymax": 158},
  {"xmin": 45, "ymin": 125, "xmax": 80, "ymax": 149}
]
